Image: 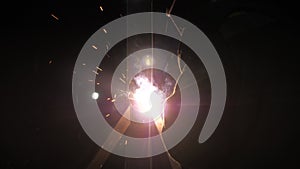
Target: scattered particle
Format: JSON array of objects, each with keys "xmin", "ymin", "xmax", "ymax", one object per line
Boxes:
[
  {"xmin": 96, "ymin": 66, "xmax": 103, "ymax": 71},
  {"xmin": 166, "ymin": 12, "xmax": 171, "ymax": 17},
  {"xmin": 92, "ymin": 45, "xmax": 98, "ymax": 50},
  {"xmin": 105, "ymin": 114, "xmax": 110, "ymax": 118},
  {"xmin": 103, "ymin": 29, "xmax": 107, "ymax": 34},
  {"xmin": 99, "ymin": 6, "xmax": 103, "ymax": 11},
  {"xmin": 92, "ymin": 70, "xmax": 99, "ymax": 75},
  {"xmin": 82, "ymin": 63, "xmax": 86, "ymax": 66},
  {"xmin": 51, "ymin": 13, "xmax": 59, "ymax": 20},
  {"xmin": 111, "ymin": 99, "xmax": 116, "ymax": 102},
  {"xmin": 49, "ymin": 60, "xmax": 53, "ymax": 64},
  {"xmin": 119, "ymin": 78, "xmax": 126, "ymax": 84}
]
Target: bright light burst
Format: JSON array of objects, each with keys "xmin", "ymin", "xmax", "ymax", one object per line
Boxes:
[{"xmin": 129, "ymin": 75, "xmax": 166, "ymax": 120}]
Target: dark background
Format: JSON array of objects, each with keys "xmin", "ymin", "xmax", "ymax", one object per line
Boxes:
[{"xmin": 1, "ymin": 0, "xmax": 299, "ymax": 169}]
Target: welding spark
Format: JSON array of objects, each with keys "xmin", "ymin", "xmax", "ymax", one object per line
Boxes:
[
  {"xmin": 177, "ymin": 50, "xmax": 183, "ymax": 74},
  {"xmin": 92, "ymin": 45, "xmax": 98, "ymax": 50},
  {"xmin": 168, "ymin": 15, "xmax": 185, "ymax": 36},
  {"xmin": 165, "ymin": 54, "xmax": 186, "ymax": 101},
  {"xmin": 165, "ymin": 0, "xmax": 185, "ymax": 37},
  {"xmin": 99, "ymin": 6, "xmax": 104, "ymax": 11},
  {"xmin": 96, "ymin": 66, "xmax": 103, "ymax": 71},
  {"xmin": 92, "ymin": 70, "xmax": 99, "ymax": 75},
  {"xmin": 121, "ymin": 73, "xmax": 126, "ymax": 79},
  {"xmin": 129, "ymin": 75, "xmax": 166, "ymax": 120},
  {"xmin": 166, "ymin": 11, "xmax": 171, "ymax": 18},
  {"xmin": 103, "ymin": 29, "xmax": 107, "ymax": 34},
  {"xmin": 51, "ymin": 13, "xmax": 59, "ymax": 20},
  {"xmin": 119, "ymin": 77, "xmax": 126, "ymax": 84},
  {"xmin": 167, "ymin": 0, "xmax": 177, "ymax": 16}
]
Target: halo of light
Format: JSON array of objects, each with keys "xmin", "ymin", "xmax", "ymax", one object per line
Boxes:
[
  {"xmin": 72, "ymin": 12, "xmax": 226, "ymax": 158},
  {"xmin": 111, "ymin": 48, "xmax": 196, "ymax": 125}
]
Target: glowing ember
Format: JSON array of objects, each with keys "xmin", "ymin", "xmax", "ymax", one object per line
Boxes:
[{"xmin": 129, "ymin": 75, "xmax": 166, "ymax": 120}]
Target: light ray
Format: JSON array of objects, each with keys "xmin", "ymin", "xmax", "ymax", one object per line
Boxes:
[{"xmin": 86, "ymin": 107, "xmax": 131, "ymax": 169}]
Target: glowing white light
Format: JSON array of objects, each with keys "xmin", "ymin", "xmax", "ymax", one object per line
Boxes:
[
  {"xmin": 130, "ymin": 76, "xmax": 166, "ymax": 120},
  {"xmin": 145, "ymin": 56, "xmax": 153, "ymax": 66},
  {"xmin": 92, "ymin": 92, "xmax": 99, "ymax": 100}
]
